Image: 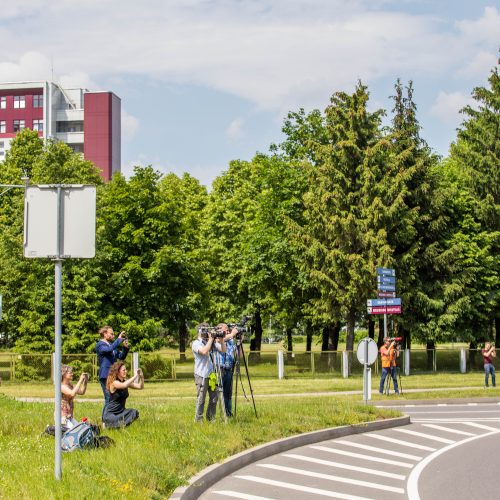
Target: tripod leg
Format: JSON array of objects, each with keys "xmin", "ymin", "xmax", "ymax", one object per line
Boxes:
[{"xmin": 240, "ymin": 344, "xmax": 257, "ymax": 418}]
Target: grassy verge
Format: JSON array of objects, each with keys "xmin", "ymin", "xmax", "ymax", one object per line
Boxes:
[{"xmin": 0, "ymin": 392, "xmax": 398, "ymax": 498}]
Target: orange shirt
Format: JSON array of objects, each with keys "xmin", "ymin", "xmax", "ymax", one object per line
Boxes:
[{"xmin": 380, "ymin": 345, "xmax": 396, "ymax": 368}]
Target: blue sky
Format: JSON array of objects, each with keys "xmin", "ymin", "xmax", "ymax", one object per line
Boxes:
[{"xmin": 0, "ymin": 0, "xmax": 498, "ymax": 187}]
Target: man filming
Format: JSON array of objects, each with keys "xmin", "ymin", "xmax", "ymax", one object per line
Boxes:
[
  {"xmin": 379, "ymin": 337, "xmax": 400, "ymax": 395},
  {"xmin": 216, "ymin": 323, "xmax": 239, "ymax": 417},
  {"xmin": 482, "ymin": 342, "xmax": 496, "ymax": 388},
  {"xmin": 192, "ymin": 323, "xmax": 226, "ymax": 422}
]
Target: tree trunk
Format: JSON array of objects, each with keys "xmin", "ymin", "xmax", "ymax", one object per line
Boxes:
[
  {"xmin": 321, "ymin": 326, "xmax": 329, "ymax": 351},
  {"xmin": 426, "ymin": 340, "xmax": 435, "ymax": 371},
  {"xmin": 249, "ymin": 306, "xmax": 263, "ymax": 361},
  {"xmin": 305, "ymin": 323, "xmax": 312, "ymax": 352},
  {"xmin": 377, "ymin": 318, "xmax": 384, "ymax": 347},
  {"xmin": 495, "ymin": 317, "xmax": 500, "ymax": 348},
  {"xmin": 469, "ymin": 340, "xmax": 478, "ymax": 370},
  {"xmin": 178, "ymin": 321, "xmax": 188, "ymax": 362},
  {"xmin": 330, "ymin": 322, "xmax": 340, "ymax": 351},
  {"xmin": 400, "ymin": 326, "xmax": 411, "ymax": 349},
  {"xmin": 368, "ymin": 318, "xmax": 375, "ymax": 340},
  {"xmin": 345, "ymin": 311, "xmax": 356, "ymax": 352}
]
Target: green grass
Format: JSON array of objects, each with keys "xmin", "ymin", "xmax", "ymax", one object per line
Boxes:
[
  {"xmin": 1, "ymin": 372, "xmax": 498, "ymax": 498},
  {"xmin": 0, "ymin": 391, "xmax": 398, "ymax": 498}
]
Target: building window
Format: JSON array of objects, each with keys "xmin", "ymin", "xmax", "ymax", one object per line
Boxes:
[
  {"xmin": 33, "ymin": 94, "xmax": 43, "ymax": 108},
  {"xmin": 13, "ymin": 119, "xmax": 25, "ymax": 132},
  {"xmin": 0, "ymin": 97, "xmax": 5, "ymax": 109},
  {"xmin": 32, "ymin": 119, "xmax": 43, "ymax": 132},
  {"xmin": 13, "ymin": 96, "xmax": 26, "ymax": 109},
  {"xmin": 0, "ymin": 121, "xmax": 5, "ymax": 133}
]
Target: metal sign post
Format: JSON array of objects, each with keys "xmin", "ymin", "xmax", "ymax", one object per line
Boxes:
[
  {"xmin": 356, "ymin": 338, "xmax": 378, "ymax": 402},
  {"xmin": 24, "ymin": 185, "xmax": 96, "ymax": 480}
]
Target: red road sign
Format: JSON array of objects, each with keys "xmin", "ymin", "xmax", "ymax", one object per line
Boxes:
[
  {"xmin": 386, "ymin": 305, "xmax": 402, "ymax": 314},
  {"xmin": 367, "ymin": 306, "xmax": 387, "ymax": 315},
  {"xmin": 377, "ymin": 291, "xmax": 396, "ymax": 298}
]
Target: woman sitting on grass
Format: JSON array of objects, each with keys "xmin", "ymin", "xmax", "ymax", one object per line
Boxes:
[
  {"xmin": 61, "ymin": 365, "xmax": 88, "ymax": 429},
  {"xmin": 103, "ymin": 361, "xmax": 144, "ymax": 428}
]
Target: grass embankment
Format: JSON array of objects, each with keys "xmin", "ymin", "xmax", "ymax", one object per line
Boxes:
[{"xmin": 0, "ymin": 391, "xmax": 397, "ymax": 499}]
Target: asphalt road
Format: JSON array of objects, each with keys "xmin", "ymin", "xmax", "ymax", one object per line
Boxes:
[{"xmin": 200, "ymin": 401, "xmax": 500, "ymax": 500}]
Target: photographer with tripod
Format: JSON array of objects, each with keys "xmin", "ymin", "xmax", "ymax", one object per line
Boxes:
[
  {"xmin": 216, "ymin": 323, "xmax": 239, "ymax": 417},
  {"xmin": 192, "ymin": 322, "xmax": 226, "ymax": 422},
  {"xmin": 379, "ymin": 337, "xmax": 400, "ymax": 395},
  {"xmin": 482, "ymin": 342, "xmax": 496, "ymax": 388}
]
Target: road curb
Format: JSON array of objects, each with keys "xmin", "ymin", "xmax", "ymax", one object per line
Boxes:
[
  {"xmin": 373, "ymin": 396, "xmax": 500, "ymax": 406},
  {"xmin": 170, "ymin": 415, "xmax": 410, "ymax": 499}
]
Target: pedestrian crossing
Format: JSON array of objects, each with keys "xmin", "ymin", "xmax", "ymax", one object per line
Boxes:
[{"xmin": 200, "ymin": 418, "xmax": 500, "ymax": 500}]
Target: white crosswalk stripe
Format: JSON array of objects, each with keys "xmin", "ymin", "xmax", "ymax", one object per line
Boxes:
[
  {"xmin": 335, "ymin": 439, "xmax": 423, "ymax": 460},
  {"xmin": 392, "ymin": 427, "xmax": 455, "ymax": 444},
  {"xmin": 310, "ymin": 445, "xmax": 415, "ymax": 467},
  {"xmin": 462, "ymin": 422, "xmax": 499, "ymax": 432},
  {"xmin": 421, "ymin": 424, "xmax": 475, "ymax": 436},
  {"xmin": 235, "ymin": 475, "xmax": 375, "ymax": 500},
  {"xmin": 365, "ymin": 433, "xmax": 436, "ymax": 451},
  {"xmin": 282, "ymin": 453, "xmax": 406, "ymax": 480},
  {"xmin": 257, "ymin": 463, "xmax": 406, "ymax": 494},
  {"xmin": 212, "ymin": 491, "xmax": 275, "ymax": 499}
]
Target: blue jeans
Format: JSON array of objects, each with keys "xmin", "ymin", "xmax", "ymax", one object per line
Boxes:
[
  {"xmin": 100, "ymin": 378, "xmax": 110, "ymax": 418},
  {"xmin": 379, "ymin": 367, "xmax": 399, "ymax": 394},
  {"xmin": 484, "ymin": 363, "xmax": 496, "ymax": 387},
  {"xmin": 221, "ymin": 369, "xmax": 234, "ymax": 417}
]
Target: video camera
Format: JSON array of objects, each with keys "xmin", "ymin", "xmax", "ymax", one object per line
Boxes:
[
  {"xmin": 229, "ymin": 315, "xmax": 252, "ymax": 338},
  {"xmin": 388, "ymin": 337, "xmax": 403, "ymax": 343}
]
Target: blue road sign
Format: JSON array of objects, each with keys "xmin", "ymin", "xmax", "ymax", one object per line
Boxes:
[
  {"xmin": 376, "ymin": 267, "xmax": 396, "ymax": 277},
  {"xmin": 367, "ymin": 297, "xmax": 401, "ymax": 307},
  {"xmin": 378, "ymin": 284, "xmax": 396, "ymax": 292},
  {"xmin": 377, "ymin": 275, "xmax": 396, "ymax": 284}
]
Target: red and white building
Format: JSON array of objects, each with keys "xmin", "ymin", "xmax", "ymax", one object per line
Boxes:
[{"xmin": 0, "ymin": 81, "xmax": 121, "ymax": 181}]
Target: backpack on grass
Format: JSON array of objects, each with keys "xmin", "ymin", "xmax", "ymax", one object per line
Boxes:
[{"xmin": 61, "ymin": 422, "xmax": 100, "ymax": 452}]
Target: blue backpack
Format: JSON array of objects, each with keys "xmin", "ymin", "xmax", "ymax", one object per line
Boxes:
[{"xmin": 61, "ymin": 422, "xmax": 99, "ymax": 452}]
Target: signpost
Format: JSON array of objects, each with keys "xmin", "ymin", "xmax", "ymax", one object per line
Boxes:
[
  {"xmin": 367, "ymin": 267, "xmax": 402, "ymax": 340},
  {"xmin": 356, "ymin": 338, "xmax": 378, "ymax": 402},
  {"xmin": 24, "ymin": 185, "xmax": 96, "ymax": 480}
]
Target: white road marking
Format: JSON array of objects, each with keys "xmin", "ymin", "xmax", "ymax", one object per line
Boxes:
[
  {"xmin": 467, "ymin": 403, "xmax": 478, "ymax": 406},
  {"xmin": 407, "ymin": 429, "xmax": 500, "ymax": 500},
  {"xmin": 421, "ymin": 424, "xmax": 475, "ymax": 436},
  {"xmin": 392, "ymin": 428, "xmax": 455, "ymax": 444},
  {"xmin": 334, "ymin": 440, "xmax": 422, "ymax": 460},
  {"xmin": 462, "ymin": 422, "xmax": 500, "ymax": 432},
  {"xmin": 282, "ymin": 453, "xmax": 406, "ymax": 480},
  {"xmin": 235, "ymin": 475, "xmax": 374, "ymax": 500},
  {"xmin": 364, "ymin": 434, "xmax": 436, "ymax": 451},
  {"xmin": 310, "ymin": 445, "xmax": 415, "ymax": 467},
  {"xmin": 412, "ymin": 418, "xmax": 500, "ymax": 423},
  {"xmin": 405, "ymin": 410, "xmax": 500, "ymax": 414},
  {"xmin": 212, "ymin": 491, "xmax": 275, "ymax": 499},
  {"xmin": 257, "ymin": 464, "xmax": 405, "ymax": 494}
]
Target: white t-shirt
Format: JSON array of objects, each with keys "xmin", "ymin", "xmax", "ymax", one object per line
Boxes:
[{"xmin": 192, "ymin": 338, "xmax": 222, "ymax": 378}]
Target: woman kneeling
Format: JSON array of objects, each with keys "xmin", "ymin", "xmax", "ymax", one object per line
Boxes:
[{"xmin": 103, "ymin": 361, "xmax": 144, "ymax": 428}]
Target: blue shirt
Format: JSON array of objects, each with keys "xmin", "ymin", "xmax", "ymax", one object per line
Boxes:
[
  {"xmin": 96, "ymin": 338, "xmax": 129, "ymax": 379},
  {"xmin": 217, "ymin": 339, "xmax": 236, "ymax": 370}
]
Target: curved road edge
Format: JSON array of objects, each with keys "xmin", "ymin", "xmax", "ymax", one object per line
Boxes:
[{"xmin": 170, "ymin": 415, "xmax": 410, "ymax": 500}]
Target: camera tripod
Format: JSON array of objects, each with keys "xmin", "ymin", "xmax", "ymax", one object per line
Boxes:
[
  {"xmin": 384, "ymin": 362, "xmax": 404, "ymax": 395},
  {"xmin": 208, "ymin": 342, "xmax": 228, "ymax": 423},
  {"xmin": 233, "ymin": 336, "xmax": 258, "ymax": 418}
]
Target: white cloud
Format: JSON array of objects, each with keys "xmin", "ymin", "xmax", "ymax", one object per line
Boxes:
[
  {"xmin": 0, "ymin": 1, "xmax": 497, "ymax": 115},
  {"xmin": 429, "ymin": 91, "xmax": 475, "ymax": 125},
  {"xmin": 121, "ymin": 109, "xmax": 139, "ymax": 142},
  {"xmin": 226, "ymin": 117, "xmax": 245, "ymax": 141}
]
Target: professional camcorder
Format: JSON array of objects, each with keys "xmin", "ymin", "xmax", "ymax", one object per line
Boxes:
[
  {"xmin": 388, "ymin": 337, "xmax": 403, "ymax": 343},
  {"xmin": 229, "ymin": 315, "xmax": 252, "ymax": 337}
]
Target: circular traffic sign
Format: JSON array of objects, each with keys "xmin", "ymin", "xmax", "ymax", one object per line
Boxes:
[{"xmin": 356, "ymin": 337, "xmax": 378, "ymax": 365}]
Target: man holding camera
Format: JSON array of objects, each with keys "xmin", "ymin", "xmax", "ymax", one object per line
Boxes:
[
  {"xmin": 216, "ymin": 323, "xmax": 239, "ymax": 417},
  {"xmin": 379, "ymin": 337, "xmax": 399, "ymax": 395},
  {"xmin": 192, "ymin": 323, "xmax": 226, "ymax": 422},
  {"xmin": 96, "ymin": 326, "xmax": 129, "ymax": 416},
  {"xmin": 482, "ymin": 342, "xmax": 496, "ymax": 388}
]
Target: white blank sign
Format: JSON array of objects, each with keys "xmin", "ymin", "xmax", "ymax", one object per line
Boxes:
[{"xmin": 24, "ymin": 185, "xmax": 96, "ymax": 258}]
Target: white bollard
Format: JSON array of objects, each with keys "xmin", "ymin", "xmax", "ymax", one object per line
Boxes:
[
  {"xmin": 342, "ymin": 351, "xmax": 349, "ymax": 378},
  {"xmin": 460, "ymin": 348, "xmax": 466, "ymax": 373},
  {"xmin": 404, "ymin": 349, "xmax": 410, "ymax": 376},
  {"xmin": 278, "ymin": 350, "xmax": 284, "ymax": 379}
]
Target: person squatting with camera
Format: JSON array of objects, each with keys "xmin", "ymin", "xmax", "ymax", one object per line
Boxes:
[
  {"xmin": 215, "ymin": 323, "xmax": 239, "ymax": 417},
  {"xmin": 60, "ymin": 365, "xmax": 89, "ymax": 429},
  {"xmin": 379, "ymin": 337, "xmax": 400, "ymax": 395},
  {"xmin": 192, "ymin": 322, "xmax": 228, "ymax": 422},
  {"xmin": 95, "ymin": 326, "xmax": 129, "ymax": 417},
  {"xmin": 482, "ymin": 342, "xmax": 496, "ymax": 388}
]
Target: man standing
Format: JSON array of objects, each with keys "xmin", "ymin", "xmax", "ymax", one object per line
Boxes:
[
  {"xmin": 379, "ymin": 337, "xmax": 399, "ymax": 395},
  {"xmin": 96, "ymin": 326, "xmax": 129, "ymax": 416},
  {"xmin": 482, "ymin": 342, "xmax": 496, "ymax": 388},
  {"xmin": 216, "ymin": 323, "xmax": 239, "ymax": 417},
  {"xmin": 192, "ymin": 323, "xmax": 226, "ymax": 422}
]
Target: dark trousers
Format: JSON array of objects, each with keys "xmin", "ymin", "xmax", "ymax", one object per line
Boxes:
[
  {"xmin": 379, "ymin": 367, "xmax": 399, "ymax": 393},
  {"xmin": 221, "ymin": 369, "xmax": 234, "ymax": 417}
]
